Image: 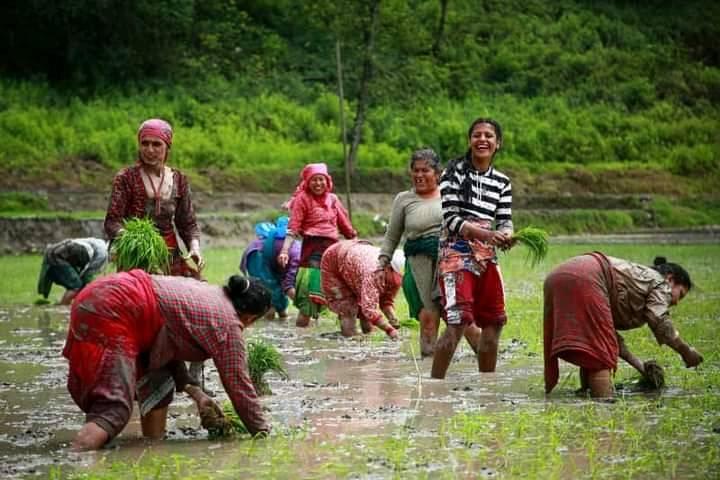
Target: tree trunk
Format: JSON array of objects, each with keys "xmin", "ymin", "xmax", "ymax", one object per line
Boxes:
[
  {"xmin": 347, "ymin": 0, "xmax": 381, "ymax": 174},
  {"xmin": 432, "ymin": 0, "xmax": 449, "ymax": 58}
]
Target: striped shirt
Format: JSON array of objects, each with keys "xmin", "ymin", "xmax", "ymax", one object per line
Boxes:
[{"xmin": 440, "ymin": 158, "xmax": 513, "ymax": 236}]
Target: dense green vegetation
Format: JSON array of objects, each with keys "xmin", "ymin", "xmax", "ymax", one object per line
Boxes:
[{"xmin": 0, "ymin": 1, "xmax": 718, "ymax": 193}]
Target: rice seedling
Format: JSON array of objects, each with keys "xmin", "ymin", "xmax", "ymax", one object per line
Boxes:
[
  {"xmin": 248, "ymin": 339, "xmax": 288, "ymax": 396},
  {"xmin": 399, "ymin": 317, "xmax": 420, "ymax": 330},
  {"xmin": 512, "ymin": 226, "xmax": 550, "ymax": 267},
  {"xmin": 206, "ymin": 400, "xmax": 250, "ymax": 439},
  {"xmin": 111, "ymin": 217, "xmax": 170, "ymax": 274}
]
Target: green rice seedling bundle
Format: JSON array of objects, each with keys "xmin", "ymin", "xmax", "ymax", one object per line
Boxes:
[
  {"xmin": 399, "ymin": 317, "xmax": 420, "ymax": 330},
  {"xmin": 207, "ymin": 401, "xmax": 249, "ymax": 438},
  {"xmin": 248, "ymin": 339, "xmax": 288, "ymax": 396},
  {"xmin": 512, "ymin": 226, "xmax": 549, "ymax": 267},
  {"xmin": 112, "ymin": 218, "xmax": 170, "ymax": 274}
]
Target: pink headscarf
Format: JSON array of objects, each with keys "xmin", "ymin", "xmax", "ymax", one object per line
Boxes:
[
  {"xmin": 137, "ymin": 118, "xmax": 173, "ymax": 147},
  {"xmin": 284, "ymin": 163, "xmax": 334, "ymax": 211}
]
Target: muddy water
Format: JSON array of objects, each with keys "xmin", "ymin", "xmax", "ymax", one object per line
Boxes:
[{"xmin": 0, "ymin": 306, "xmax": 545, "ymax": 478}]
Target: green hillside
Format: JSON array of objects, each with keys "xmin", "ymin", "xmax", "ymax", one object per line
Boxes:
[{"xmin": 0, "ymin": 0, "xmax": 718, "ymax": 193}]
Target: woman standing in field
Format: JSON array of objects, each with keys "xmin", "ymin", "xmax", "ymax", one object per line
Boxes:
[
  {"xmin": 104, "ymin": 118, "xmax": 204, "ymax": 278},
  {"xmin": 64, "ymin": 271, "xmax": 272, "ymax": 451},
  {"xmin": 378, "ymin": 148, "xmax": 483, "ymax": 357},
  {"xmin": 322, "ymin": 239, "xmax": 403, "ymax": 339},
  {"xmin": 278, "ymin": 163, "xmax": 357, "ymax": 327},
  {"xmin": 544, "ymin": 254, "xmax": 703, "ymax": 398},
  {"xmin": 241, "ymin": 216, "xmax": 301, "ymax": 319},
  {"xmin": 432, "ymin": 118, "xmax": 515, "ymax": 379}
]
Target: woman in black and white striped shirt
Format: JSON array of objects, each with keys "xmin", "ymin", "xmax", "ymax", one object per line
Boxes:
[{"xmin": 431, "ymin": 118, "xmax": 516, "ymax": 379}]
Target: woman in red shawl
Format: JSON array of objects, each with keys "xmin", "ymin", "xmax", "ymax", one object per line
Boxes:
[
  {"xmin": 544, "ymin": 253, "xmax": 703, "ymax": 398},
  {"xmin": 104, "ymin": 118, "xmax": 204, "ymax": 277},
  {"xmin": 65, "ymin": 272, "xmax": 272, "ymax": 450},
  {"xmin": 278, "ymin": 163, "xmax": 356, "ymax": 327}
]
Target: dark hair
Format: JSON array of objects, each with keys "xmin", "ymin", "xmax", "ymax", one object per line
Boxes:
[
  {"xmin": 410, "ymin": 147, "xmax": 442, "ymax": 175},
  {"xmin": 224, "ymin": 275, "xmax": 271, "ymax": 315},
  {"xmin": 443, "ymin": 117, "xmax": 504, "ymax": 203},
  {"xmin": 652, "ymin": 256, "xmax": 693, "ymax": 290}
]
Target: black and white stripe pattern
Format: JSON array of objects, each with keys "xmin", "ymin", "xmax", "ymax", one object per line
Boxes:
[{"xmin": 440, "ymin": 159, "xmax": 513, "ymax": 236}]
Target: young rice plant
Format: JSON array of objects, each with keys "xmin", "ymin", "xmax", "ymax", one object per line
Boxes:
[
  {"xmin": 512, "ymin": 226, "xmax": 550, "ymax": 267},
  {"xmin": 111, "ymin": 217, "xmax": 170, "ymax": 274}
]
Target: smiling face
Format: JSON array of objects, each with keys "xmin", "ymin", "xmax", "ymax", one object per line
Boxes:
[
  {"xmin": 411, "ymin": 159, "xmax": 439, "ymax": 195},
  {"xmin": 468, "ymin": 122, "xmax": 500, "ymax": 167},
  {"xmin": 139, "ymin": 135, "xmax": 169, "ymax": 171},
  {"xmin": 308, "ymin": 174, "xmax": 328, "ymax": 196}
]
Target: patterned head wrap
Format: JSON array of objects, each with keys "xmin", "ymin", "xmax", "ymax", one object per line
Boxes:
[
  {"xmin": 300, "ymin": 163, "xmax": 334, "ymax": 193},
  {"xmin": 137, "ymin": 118, "xmax": 173, "ymax": 147}
]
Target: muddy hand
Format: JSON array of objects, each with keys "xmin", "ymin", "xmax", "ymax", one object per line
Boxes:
[
  {"xmin": 683, "ymin": 347, "xmax": 703, "ymax": 368},
  {"xmin": 642, "ymin": 360, "xmax": 665, "ymax": 389},
  {"xmin": 199, "ymin": 398, "xmax": 227, "ymax": 431}
]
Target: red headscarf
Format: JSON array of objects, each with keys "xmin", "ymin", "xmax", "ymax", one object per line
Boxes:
[
  {"xmin": 137, "ymin": 118, "xmax": 173, "ymax": 147},
  {"xmin": 285, "ymin": 163, "xmax": 334, "ymax": 210}
]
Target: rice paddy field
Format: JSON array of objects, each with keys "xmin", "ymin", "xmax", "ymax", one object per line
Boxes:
[{"xmin": 0, "ymin": 243, "xmax": 718, "ymax": 479}]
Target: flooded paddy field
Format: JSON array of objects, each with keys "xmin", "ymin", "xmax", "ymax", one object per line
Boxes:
[{"xmin": 0, "ymin": 244, "xmax": 718, "ymax": 479}]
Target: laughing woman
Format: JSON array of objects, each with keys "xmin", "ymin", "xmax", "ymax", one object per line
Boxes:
[
  {"xmin": 378, "ymin": 148, "xmax": 484, "ymax": 357},
  {"xmin": 278, "ymin": 163, "xmax": 357, "ymax": 327}
]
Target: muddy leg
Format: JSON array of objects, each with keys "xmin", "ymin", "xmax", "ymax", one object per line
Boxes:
[
  {"xmin": 140, "ymin": 405, "xmax": 168, "ymax": 439},
  {"xmin": 431, "ymin": 324, "xmax": 465, "ymax": 379},
  {"xmin": 578, "ymin": 368, "xmax": 590, "ymax": 393},
  {"xmin": 587, "ymin": 369, "xmax": 614, "ymax": 399},
  {"xmin": 72, "ymin": 422, "xmax": 110, "ymax": 451},
  {"xmin": 340, "ymin": 315, "xmax": 359, "ymax": 337},
  {"xmin": 359, "ymin": 314, "xmax": 373, "ymax": 334},
  {"xmin": 463, "ymin": 323, "xmax": 483, "ymax": 355},
  {"xmin": 477, "ymin": 325, "xmax": 503, "ymax": 373},
  {"xmin": 296, "ymin": 313, "xmax": 311, "ymax": 327},
  {"xmin": 419, "ymin": 308, "xmax": 440, "ymax": 357}
]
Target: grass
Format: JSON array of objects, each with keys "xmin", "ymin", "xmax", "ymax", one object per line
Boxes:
[{"xmin": 2, "ymin": 243, "xmax": 718, "ymax": 478}]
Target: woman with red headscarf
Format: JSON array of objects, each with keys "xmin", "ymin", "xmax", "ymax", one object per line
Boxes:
[
  {"xmin": 278, "ymin": 163, "xmax": 357, "ymax": 327},
  {"xmin": 104, "ymin": 118, "xmax": 203, "ymax": 277}
]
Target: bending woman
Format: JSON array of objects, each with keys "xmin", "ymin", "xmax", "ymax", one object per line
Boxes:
[
  {"xmin": 64, "ymin": 271, "xmax": 271, "ymax": 450},
  {"xmin": 544, "ymin": 253, "xmax": 703, "ymax": 398}
]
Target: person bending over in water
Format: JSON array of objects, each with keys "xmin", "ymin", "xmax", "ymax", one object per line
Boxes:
[
  {"xmin": 544, "ymin": 253, "xmax": 703, "ymax": 398},
  {"xmin": 63, "ymin": 271, "xmax": 271, "ymax": 450}
]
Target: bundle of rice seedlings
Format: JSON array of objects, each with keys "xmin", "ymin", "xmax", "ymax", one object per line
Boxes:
[
  {"xmin": 512, "ymin": 226, "xmax": 550, "ymax": 267},
  {"xmin": 112, "ymin": 218, "xmax": 170, "ymax": 274},
  {"xmin": 206, "ymin": 400, "xmax": 249, "ymax": 439},
  {"xmin": 248, "ymin": 339, "xmax": 288, "ymax": 396},
  {"xmin": 399, "ymin": 317, "xmax": 420, "ymax": 330}
]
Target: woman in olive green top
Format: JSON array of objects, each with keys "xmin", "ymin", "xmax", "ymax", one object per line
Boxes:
[{"xmin": 378, "ymin": 148, "xmax": 482, "ymax": 357}]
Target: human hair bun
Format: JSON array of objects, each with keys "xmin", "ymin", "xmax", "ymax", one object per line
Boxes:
[
  {"xmin": 227, "ymin": 275, "xmax": 250, "ymax": 295},
  {"xmin": 653, "ymin": 256, "xmax": 667, "ymax": 266}
]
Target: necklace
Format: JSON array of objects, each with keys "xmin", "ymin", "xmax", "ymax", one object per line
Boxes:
[{"xmin": 143, "ymin": 167, "xmax": 165, "ymax": 217}]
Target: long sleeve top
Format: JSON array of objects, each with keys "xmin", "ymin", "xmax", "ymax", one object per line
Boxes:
[
  {"xmin": 104, "ymin": 165, "xmax": 200, "ymax": 250},
  {"xmin": 609, "ymin": 256, "xmax": 680, "ymax": 346},
  {"xmin": 379, "ymin": 190, "xmax": 441, "ymax": 259},
  {"xmin": 45, "ymin": 237, "xmax": 108, "ymax": 277},
  {"xmin": 287, "ymin": 191, "xmax": 356, "ymax": 240},
  {"xmin": 148, "ymin": 276, "xmax": 269, "ymax": 435}
]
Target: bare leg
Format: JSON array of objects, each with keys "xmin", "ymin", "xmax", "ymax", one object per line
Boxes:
[
  {"xmin": 264, "ymin": 307, "xmax": 277, "ymax": 320},
  {"xmin": 140, "ymin": 405, "xmax": 168, "ymax": 439},
  {"xmin": 340, "ymin": 315, "xmax": 358, "ymax": 337},
  {"xmin": 431, "ymin": 324, "xmax": 465, "ymax": 379},
  {"xmin": 477, "ymin": 325, "xmax": 503, "ymax": 372},
  {"xmin": 296, "ymin": 313, "xmax": 311, "ymax": 327},
  {"xmin": 59, "ymin": 289, "xmax": 79, "ymax": 305},
  {"xmin": 72, "ymin": 422, "xmax": 110, "ymax": 451},
  {"xmin": 278, "ymin": 309, "xmax": 289, "ymax": 319},
  {"xmin": 587, "ymin": 369, "xmax": 614, "ymax": 398},
  {"xmin": 419, "ymin": 308, "xmax": 440, "ymax": 357},
  {"xmin": 359, "ymin": 315, "xmax": 373, "ymax": 334},
  {"xmin": 463, "ymin": 323, "xmax": 483, "ymax": 355},
  {"xmin": 579, "ymin": 368, "xmax": 590, "ymax": 393}
]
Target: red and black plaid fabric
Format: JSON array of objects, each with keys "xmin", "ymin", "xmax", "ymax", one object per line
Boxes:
[{"xmin": 151, "ymin": 276, "xmax": 270, "ymax": 434}]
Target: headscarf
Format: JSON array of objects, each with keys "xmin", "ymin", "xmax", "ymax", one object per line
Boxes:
[
  {"xmin": 137, "ymin": 118, "xmax": 173, "ymax": 147},
  {"xmin": 286, "ymin": 163, "xmax": 335, "ymax": 210}
]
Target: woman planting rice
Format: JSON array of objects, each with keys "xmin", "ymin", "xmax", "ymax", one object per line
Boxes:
[
  {"xmin": 104, "ymin": 118, "xmax": 203, "ymax": 278},
  {"xmin": 278, "ymin": 163, "xmax": 356, "ymax": 327},
  {"xmin": 544, "ymin": 254, "xmax": 703, "ymax": 398},
  {"xmin": 64, "ymin": 271, "xmax": 271, "ymax": 450},
  {"xmin": 432, "ymin": 118, "xmax": 515, "ymax": 379},
  {"xmin": 321, "ymin": 239, "xmax": 403, "ymax": 339},
  {"xmin": 37, "ymin": 237, "xmax": 108, "ymax": 305},
  {"xmin": 378, "ymin": 148, "xmax": 484, "ymax": 356},
  {"xmin": 240, "ymin": 217, "xmax": 300, "ymax": 319}
]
